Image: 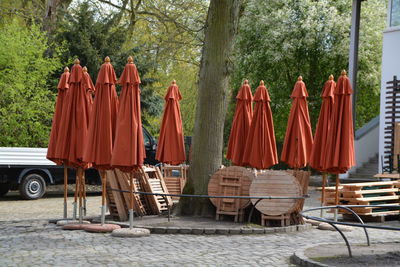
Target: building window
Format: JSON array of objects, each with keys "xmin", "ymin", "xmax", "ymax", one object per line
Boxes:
[{"xmin": 391, "ymin": 0, "xmax": 400, "ymax": 27}]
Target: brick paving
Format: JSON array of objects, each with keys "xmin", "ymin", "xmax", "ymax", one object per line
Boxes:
[{"xmin": 0, "ymin": 186, "xmax": 399, "ymax": 266}]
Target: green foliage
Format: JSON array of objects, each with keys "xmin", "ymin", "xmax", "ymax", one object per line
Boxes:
[
  {"xmin": 56, "ymin": 2, "xmax": 163, "ymax": 130},
  {"xmin": 230, "ymin": 0, "xmax": 386, "ymax": 144},
  {"xmin": 0, "ymin": 20, "xmax": 63, "ymax": 147}
]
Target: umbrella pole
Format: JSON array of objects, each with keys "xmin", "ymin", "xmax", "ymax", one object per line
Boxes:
[
  {"xmin": 101, "ymin": 170, "xmax": 107, "ymax": 225},
  {"xmin": 83, "ymin": 172, "xmax": 87, "ymax": 217},
  {"xmin": 129, "ymin": 172, "xmax": 134, "ymax": 229},
  {"xmin": 73, "ymin": 169, "xmax": 79, "ymax": 220},
  {"xmin": 78, "ymin": 168, "xmax": 83, "ymax": 224},
  {"xmin": 63, "ymin": 167, "xmax": 68, "ymax": 219},
  {"xmin": 320, "ymin": 173, "xmax": 327, "ymax": 217},
  {"xmin": 334, "ymin": 174, "xmax": 340, "ymax": 221}
]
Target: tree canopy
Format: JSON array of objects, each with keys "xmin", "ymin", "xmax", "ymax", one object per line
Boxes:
[
  {"xmin": 0, "ymin": 0, "xmax": 386, "ymax": 156},
  {"xmin": 230, "ymin": 0, "xmax": 386, "ymax": 145}
]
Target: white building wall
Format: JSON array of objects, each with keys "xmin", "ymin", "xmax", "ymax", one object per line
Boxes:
[
  {"xmin": 349, "ymin": 121, "xmax": 379, "ymax": 174},
  {"xmin": 379, "ymin": 26, "xmax": 400, "ymax": 172}
]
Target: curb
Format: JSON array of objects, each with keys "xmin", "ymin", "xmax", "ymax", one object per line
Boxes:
[
  {"xmin": 290, "ymin": 243, "xmax": 339, "ymax": 267},
  {"xmin": 119, "ymin": 222, "xmax": 312, "ymax": 235},
  {"xmin": 52, "ymin": 218, "xmax": 313, "ymax": 235}
]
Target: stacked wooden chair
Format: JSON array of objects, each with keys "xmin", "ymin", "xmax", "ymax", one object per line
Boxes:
[{"xmin": 105, "ymin": 166, "xmax": 172, "ymax": 221}]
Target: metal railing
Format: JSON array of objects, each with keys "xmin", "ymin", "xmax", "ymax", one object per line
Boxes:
[
  {"xmin": 109, "ymin": 187, "xmax": 308, "ymax": 223},
  {"xmin": 301, "ymin": 205, "xmax": 400, "ymax": 257}
]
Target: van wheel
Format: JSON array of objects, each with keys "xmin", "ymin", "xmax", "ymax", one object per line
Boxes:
[
  {"xmin": 0, "ymin": 183, "xmax": 10, "ymax": 197},
  {"xmin": 19, "ymin": 174, "xmax": 46, "ymax": 200}
]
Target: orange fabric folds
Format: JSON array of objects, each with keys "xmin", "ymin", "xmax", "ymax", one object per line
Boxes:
[
  {"xmin": 156, "ymin": 81, "xmax": 186, "ymax": 165},
  {"xmin": 82, "ymin": 67, "xmax": 95, "ymax": 107},
  {"xmin": 281, "ymin": 78, "xmax": 313, "ymax": 168},
  {"xmin": 47, "ymin": 68, "xmax": 70, "ymax": 164},
  {"xmin": 242, "ymin": 81, "xmax": 278, "ymax": 169},
  {"xmin": 310, "ymin": 78, "xmax": 335, "ymax": 171},
  {"xmin": 226, "ymin": 80, "xmax": 253, "ymax": 166},
  {"xmin": 84, "ymin": 59, "xmax": 119, "ymax": 170},
  {"xmin": 323, "ymin": 73, "xmax": 355, "ymax": 174},
  {"xmin": 111, "ymin": 60, "xmax": 145, "ymax": 171},
  {"xmin": 54, "ymin": 62, "xmax": 91, "ymax": 168}
]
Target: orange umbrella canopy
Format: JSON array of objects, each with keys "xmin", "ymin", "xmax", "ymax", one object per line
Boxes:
[
  {"xmin": 84, "ymin": 56, "xmax": 119, "ymax": 170},
  {"xmin": 156, "ymin": 80, "xmax": 186, "ymax": 165},
  {"xmin": 281, "ymin": 76, "xmax": 313, "ymax": 169},
  {"xmin": 242, "ymin": 80, "xmax": 278, "ymax": 169},
  {"xmin": 226, "ymin": 80, "xmax": 253, "ymax": 166},
  {"xmin": 310, "ymin": 75, "xmax": 336, "ymax": 172},
  {"xmin": 323, "ymin": 71, "xmax": 355, "ymax": 173},
  {"xmin": 54, "ymin": 60, "xmax": 91, "ymax": 168},
  {"xmin": 111, "ymin": 56, "xmax": 145, "ymax": 171},
  {"xmin": 47, "ymin": 67, "xmax": 70, "ymax": 164}
]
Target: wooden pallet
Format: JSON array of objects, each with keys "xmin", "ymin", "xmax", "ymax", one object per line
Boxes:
[
  {"xmin": 161, "ymin": 165, "xmax": 188, "ymax": 200},
  {"xmin": 323, "ymin": 181, "xmax": 400, "ymax": 216}
]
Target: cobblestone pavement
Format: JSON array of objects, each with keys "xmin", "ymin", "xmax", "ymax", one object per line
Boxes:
[
  {"xmin": 0, "ymin": 220, "xmax": 399, "ymax": 267},
  {"xmin": 1, "ymin": 186, "xmax": 400, "ymax": 266}
]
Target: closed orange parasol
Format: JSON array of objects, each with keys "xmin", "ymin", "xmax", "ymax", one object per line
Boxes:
[
  {"xmin": 84, "ymin": 57, "xmax": 118, "ymax": 169},
  {"xmin": 324, "ymin": 71, "xmax": 355, "ymax": 174},
  {"xmin": 242, "ymin": 80, "xmax": 278, "ymax": 169},
  {"xmin": 310, "ymin": 75, "xmax": 336, "ymax": 171},
  {"xmin": 309, "ymin": 75, "xmax": 336, "ymax": 212},
  {"xmin": 226, "ymin": 80, "xmax": 253, "ymax": 166},
  {"xmin": 54, "ymin": 59, "xmax": 91, "ymax": 221},
  {"xmin": 55, "ymin": 60, "xmax": 91, "ymax": 169},
  {"xmin": 156, "ymin": 80, "xmax": 186, "ymax": 165},
  {"xmin": 47, "ymin": 66, "xmax": 69, "ymax": 219},
  {"xmin": 111, "ymin": 56, "xmax": 145, "ymax": 229},
  {"xmin": 111, "ymin": 56, "xmax": 145, "ymax": 170},
  {"xmin": 324, "ymin": 70, "xmax": 355, "ymax": 220},
  {"xmin": 84, "ymin": 56, "xmax": 119, "ymax": 225},
  {"xmin": 281, "ymin": 76, "xmax": 313, "ymax": 169},
  {"xmin": 47, "ymin": 67, "xmax": 69, "ymax": 165}
]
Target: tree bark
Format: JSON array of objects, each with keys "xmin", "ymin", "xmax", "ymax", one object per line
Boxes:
[
  {"xmin": 43, "ymin": 0, "xmax": 72, "ymax": 33},
  {"xmin": 180, "ymin": 0, "xmax": 243, "ymax": 216}
]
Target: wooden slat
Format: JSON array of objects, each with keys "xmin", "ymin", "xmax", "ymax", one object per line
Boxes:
[
  {"xmin": 250, "ymin": 170, "xmax": 301, "ymax": 216},
  {"xmin": 105, "ymin": 170, "xmax": 128, "ymax": 221}
]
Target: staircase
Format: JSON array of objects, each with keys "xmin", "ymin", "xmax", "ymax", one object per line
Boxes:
[{"xmin": 348, "ymin": 154, "xmax": 379, "ymax": 180}]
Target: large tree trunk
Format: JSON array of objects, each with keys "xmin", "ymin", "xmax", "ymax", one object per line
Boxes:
[
  {"xmin": 43, "ymin": 0, "xmax": 72, "ymax": 33},
  {"xmin": 180, "ymin": 0, "xmax": 243, "ymax": 216}
]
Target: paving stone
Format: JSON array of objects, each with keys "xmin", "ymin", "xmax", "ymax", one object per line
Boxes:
[
  {"xmin": 153, "ymin": 227, "xmax": 166, "ymax": 234},
  {"xmin": 178, "ymin": 227, "xmax": 192, "ymax": 234},
  {"xmin": 215, "ymin": 228, "xmax": 229, "ymax": 235},
  {"xmin": 166, "ymin": 227, "xmax": 180, "ymax": 234},
  {"xmin": 264, "ymin": 227, "xmax": 275, "ymax": 234},
  {"xmin": 240, "ymin": 228, "xmax": 253, "ymax": 234},
  {"xmin": 203, "ymin": 228, "xmax": 216, "ymax": 234},
  {"xmin": 228, "ymin": 228, "xmax": 241, "ymax": 234},
  {"xmin": 252, "ymin": 228, "xmax": 265, "ymax": 234}
]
